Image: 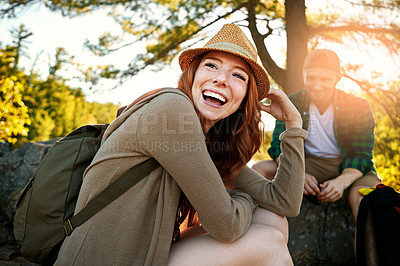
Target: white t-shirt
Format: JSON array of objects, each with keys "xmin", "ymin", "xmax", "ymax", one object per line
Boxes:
[{"xmin": 304, "ymin": 103, "xmax": 341, "ymax": 158}]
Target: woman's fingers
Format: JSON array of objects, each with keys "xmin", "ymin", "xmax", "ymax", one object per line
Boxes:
[
  {"xmin": 260, "ymin": 104, "xmax": 271, "ymax": 114},
  {"xmin": 260, "ymin": 88, "xmax": 302, "ymax": 128}
]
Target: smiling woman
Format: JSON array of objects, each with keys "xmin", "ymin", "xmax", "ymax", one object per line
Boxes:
[{"xmin": 54, "ymin": 24, "xmax": 307, "ymax": 266}]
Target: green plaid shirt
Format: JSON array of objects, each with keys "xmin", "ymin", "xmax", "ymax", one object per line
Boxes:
[{"xmin": 268, "ymin": 89, "xmax": 375, "ymax": 174}]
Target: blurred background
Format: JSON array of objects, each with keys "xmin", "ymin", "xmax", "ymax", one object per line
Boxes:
[{"xmin": 1, "ymin": 0, "xmax": 399, "ymax": 190}]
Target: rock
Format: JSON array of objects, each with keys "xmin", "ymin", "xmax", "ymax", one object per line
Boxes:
[
  {"xmin": 0, "ymin": 245, "xmax": 36, "ymax": 265},
  {"xmin": 288, "ymin": 197, "xmax": 356, "ymax": 265},
  {"xmin": 0, "ymin": 142, "xmax": 54, "ymax": 246},
  {"xmin": 0, "ymin": 142, "xmax": 10, "ymax": 156}
]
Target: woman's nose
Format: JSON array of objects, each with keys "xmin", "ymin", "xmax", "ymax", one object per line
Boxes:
[{"xmin": 213, "ymin": 70, "xmax": 228, "ymax": 87}]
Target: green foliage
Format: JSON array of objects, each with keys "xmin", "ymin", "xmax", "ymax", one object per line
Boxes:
[
  {"xmin": 252, "ymin": 131, "xmax": 272, "ymax": 162},
  {"xmin": 368, "ymin": 82, "xmax": 400, "ymax": 191},
  {"xmin": 0, "ymin": 45, "xmax": 31, "ymax": 144},
  {"xmin": 0, "ymin": 76, "xmax": 31, "ymax": 144},
  {"xmin": 22, "ymin": 75, "xmax": 120, "ymax": 142},
  {"xmin": 0, "ymin": 26, "xmax": 121, "ymax": 146}
]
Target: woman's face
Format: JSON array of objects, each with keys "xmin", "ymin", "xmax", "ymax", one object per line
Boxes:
[{"xmin": 192, "ymin": 51, "xmax": 250, "ymax": 131}]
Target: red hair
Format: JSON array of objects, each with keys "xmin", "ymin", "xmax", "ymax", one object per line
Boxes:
[{"xmin": 176, "ymin": 53, "xmax": 263, "ymax": 229}]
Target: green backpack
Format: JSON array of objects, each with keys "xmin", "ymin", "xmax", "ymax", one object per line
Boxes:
[{"xmin": 13, "ymin": 124, "xmax": 159, "ymax": 265}]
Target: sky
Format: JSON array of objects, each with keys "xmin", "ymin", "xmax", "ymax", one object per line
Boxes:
[{"xmin": 1, "ymin": 0, "xmax": 399, "ymax": 131}]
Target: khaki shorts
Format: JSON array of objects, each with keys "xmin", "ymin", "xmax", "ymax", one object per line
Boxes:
[{"xmin": 305, "ymin": 155, "xmax": 381, "ymax": 200}]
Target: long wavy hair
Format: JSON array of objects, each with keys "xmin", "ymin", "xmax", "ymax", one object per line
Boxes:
[{"xmin": 176, "ymin": 52, "xmax": 264, "ymax": 229}]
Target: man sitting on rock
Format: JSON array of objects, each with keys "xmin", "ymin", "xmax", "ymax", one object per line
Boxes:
[{"xmin": 252, "ymin": 49, "xmax": 381, "ymax": 265}]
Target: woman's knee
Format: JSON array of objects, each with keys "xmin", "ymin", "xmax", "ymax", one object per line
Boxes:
[
  {"xmin": 244, "ymin": 224, "xmax": 292, "ymax": 265},
  {"xmin": 168, "ymin": 224, "xmax": 292, "ymax": 266},
  {"xmin": 252, "ymin": 207, "xmax": 289, "ymax": 242}
]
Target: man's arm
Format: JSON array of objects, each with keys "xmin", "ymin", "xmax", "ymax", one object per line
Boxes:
[{"xmin": 339, "ymin": 98, "xmax": 375, "ymax": 174}]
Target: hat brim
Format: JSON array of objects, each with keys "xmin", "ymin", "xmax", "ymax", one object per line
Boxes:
[{"xmin": 179, "ymin": 47, "xmax": 270, "ymax": 100}]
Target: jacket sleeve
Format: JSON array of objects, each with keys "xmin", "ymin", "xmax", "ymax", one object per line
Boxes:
[
  {"xmin": 340, "ymin": 98, "xmax": 375, "ymax": 174},
  {"xmin": 235, "ymin": 127, "xmax": 308, "ymax": 217},
  {"xmin": 136, "ymin": 93, "xmax": 257, "ymax": 242},
  {"xmin": 267, "ymin": 119, "xmax": 286, "ymax": 161},
  {"xmin": 267, "ymin": 91, "xmax": 304, "ymax": 161}
]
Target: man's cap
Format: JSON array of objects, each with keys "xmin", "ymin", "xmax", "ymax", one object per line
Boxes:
[
  {"xmin": 179, "ymin": 24, "xmax": 270, "ymax": 100},
  {"xmin": 303, "ymin": 49, "xmax": 341, "ymax": 73}
]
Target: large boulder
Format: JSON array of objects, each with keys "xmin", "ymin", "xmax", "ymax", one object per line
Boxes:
[
  {"xmin": 0, "ymin": 140, "xmax": 56, "ymax": 245},
  {"xmin": 288, "ymin": 197, "xmax": 356, "ymax": 265}
]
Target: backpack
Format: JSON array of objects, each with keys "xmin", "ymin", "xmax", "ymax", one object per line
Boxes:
[
  {"xmin": 356, "ymin": 184, "xmax": 400, "ymax": 266},
  {"xmin": 13, "ymin": 89, "xmax": 165, "ymax": 265}
]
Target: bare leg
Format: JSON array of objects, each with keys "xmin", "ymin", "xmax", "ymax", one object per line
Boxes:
[
  {"xmin": 348, "ymin": 185, "xmax": 378, "ymax": 266},
  {"xmin": 252, "ymin": 207, "xmax": 289, "ymax": 243},
  {"xmin": 168, "ymin": 208, "xmax": 292, "ymax": 266},
  {"xmin": 252, "ymin": 160, "xmax": 278, "ymax": 181}
]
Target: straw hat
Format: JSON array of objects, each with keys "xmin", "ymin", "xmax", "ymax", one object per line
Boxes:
[{"xmin": 179, "ymin": 24, "xmax": 270, "ymax": 100}]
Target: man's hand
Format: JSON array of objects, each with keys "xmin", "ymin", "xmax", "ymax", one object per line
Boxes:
[
  {"xmin": 317, "ymin": 168, "xmax": 363, "ymax": 203},
  {"xmin": 318, "ymin": 178, "xmax": 346, "ymax": 202},
  {"xmin": 304, "ymin": 173, "xmax": 320, "ymax": 196}
]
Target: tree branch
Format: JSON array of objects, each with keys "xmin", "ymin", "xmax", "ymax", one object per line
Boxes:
[
  {"xmin": 309, "ymin": 24, "xmax": 400, "ymax": 37},
  {"xmin": 0, "ymin": 0, "xmax": 38, "ymax": 18},
  {"xmin": 246, "ymin": 0, "xmax": 286, "ymax": 89},
  {"xmin": 343, "ymin": 72, "xmax": 400, "ymax": 127},
  {"xmin": 344, "ymin": 0, "xmax": 396, "ymax": 10},
  {"xmin": 114, "ymin": 2, "xmax": 248, "ymax": 87},
  {"xmin": 261, "ymin": 19, "xmax": 274, "ymax": 38}
]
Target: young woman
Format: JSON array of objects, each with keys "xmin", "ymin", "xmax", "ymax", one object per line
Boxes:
[{"xmin": 55, "ymin": 24, "xmax": 307, "ymax": 266}]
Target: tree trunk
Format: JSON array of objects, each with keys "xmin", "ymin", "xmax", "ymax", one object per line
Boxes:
[
  {"xmin": 247, "ymin": 0, "xmax": 287, "ymax": 93},
  {"xmin": 284, "ymin": 0, "xmax": 308, "ymax": 95}
]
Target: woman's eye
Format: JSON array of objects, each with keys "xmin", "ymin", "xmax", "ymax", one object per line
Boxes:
[
  {"xmin": 233, "ymin": 73, "xmax": 246, "ymax": 81},
  {"xmin": 205, "ymin": 63, "xmax": 217, "ymax": 69}
]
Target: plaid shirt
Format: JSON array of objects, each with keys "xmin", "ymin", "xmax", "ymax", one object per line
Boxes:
[{"xmin": 268, "ymin": 89, "xmax": 375, "ymax": 175}]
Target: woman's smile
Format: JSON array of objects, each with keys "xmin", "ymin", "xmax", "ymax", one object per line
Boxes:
[{"xmin": 202, "ymin": 89, "xmax": 227, "ymax": 107}]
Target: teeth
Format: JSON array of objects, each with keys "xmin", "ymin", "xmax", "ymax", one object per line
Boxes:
[{"xmin": 203, "ymin": 90, "xmax": 226, "ymax": 103}]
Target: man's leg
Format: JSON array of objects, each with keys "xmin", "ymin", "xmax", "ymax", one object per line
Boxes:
[{"xmin": 251, "ymin": 160, "xmax": 278, "ymax": 180}]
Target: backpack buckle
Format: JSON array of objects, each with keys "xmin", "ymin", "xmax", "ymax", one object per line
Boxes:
[{"xmin": 63, "ymin": 219, "xmax": 74, "ymax": 236}]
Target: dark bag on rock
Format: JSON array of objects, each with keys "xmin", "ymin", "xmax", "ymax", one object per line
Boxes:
[
  {"xmin": 13, "ymin": 124, "xmax": 159, "ymax": 265},
  {"xmin": 356, "ymin": 184, "xmax": 400, "ymax": 266}
]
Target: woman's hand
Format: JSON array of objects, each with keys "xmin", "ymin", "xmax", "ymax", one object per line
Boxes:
[{"xmin": 260, "ymin": 87, "xmax": 302, "ymax": 129}]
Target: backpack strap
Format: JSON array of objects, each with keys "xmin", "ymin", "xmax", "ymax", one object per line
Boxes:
[{"xmin": 63, "ymin": 158, "xmax": 160, "ymax": 236}]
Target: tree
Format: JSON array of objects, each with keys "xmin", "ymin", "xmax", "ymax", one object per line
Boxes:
[
  {"xmin": 1, "ymin": 1, "xmax": 398, "ymax": 96},
  {"xmin": 366, "ymin": 80, "xmax": 400, "ymax": 191},
  {"xmin": 0, "ymin": 25, "xmax": 120, "ymax": 145},
  {"xmin": 0, "ymin": 43, "xmax": 31, "ymax": 144}
]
